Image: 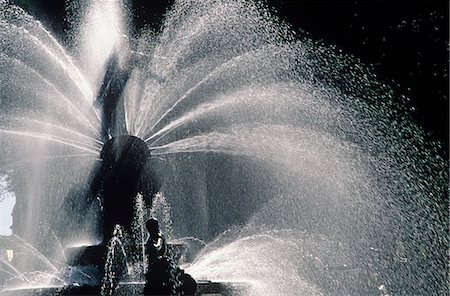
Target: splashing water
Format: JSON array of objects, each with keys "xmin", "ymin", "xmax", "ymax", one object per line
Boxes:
[
  {"xmin": 0, "ymin": 0, "xmax": 447, "ymax": 295},
  {"xmin": 0, "ymin": 234, "xmax": 101, "ymax": 291},
  {"xmin": 101, "ymin": 225, "xmax": 129, "ymax": 296},
  {"xmin": 132, "ymin": 193, "xmax": 148, "ymax": 274},
  {"xmin": 150, "ymin": 192, "xmax": 174, "ymax": 240}
]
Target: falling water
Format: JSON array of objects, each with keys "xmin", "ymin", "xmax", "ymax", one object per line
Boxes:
[
  {"xmin": 101, "ymin": 225, "xmax": 129, "ymax": 296},
  {"xmin": 149, "ymin": 192, "xmax": 174, "ymax": 240},
  {"xmin": 132, "ymin": 193, "xmax": 148, "ymax": 274},
  {"xmin": 0, "ymin": 0, "xmax": 447, "ymax": 295}
]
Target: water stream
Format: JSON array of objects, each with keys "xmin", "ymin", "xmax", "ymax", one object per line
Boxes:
[{"xmin": 0, "ymin": 0, "xmax": 447, "ymax": 295}]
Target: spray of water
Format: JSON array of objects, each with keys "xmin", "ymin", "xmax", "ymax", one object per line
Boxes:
[
  {"xmin": 0, "ymin": 0, "xmax": 447, "ymax": 295},
  {"xmin": 101, "ymin": 225, "xmax": 129, "ymax": 296},
  {"xmin": 124, "ymin": 1, "xmax": 447, "ymax": 294}
]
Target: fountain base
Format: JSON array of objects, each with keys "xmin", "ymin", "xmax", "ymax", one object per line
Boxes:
[
  {"xmin": 65, "ymin": 245, "xmax": 107, "ymax": 267},
  {"xmin": 1, "ymin": 281, "xmax": 249, "ymax": 296},
  {"xmin": 65, "ymin": 242, "xmax": 188, "ymax": 267}
]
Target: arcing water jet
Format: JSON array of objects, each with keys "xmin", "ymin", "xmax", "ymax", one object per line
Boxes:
[{"xmin": 0, "ymin": 0, "xmax": 447, "ymax": 295}]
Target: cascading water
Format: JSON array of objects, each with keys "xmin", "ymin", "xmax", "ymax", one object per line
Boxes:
[{"xmin": 0, "ymin": 0, "xmax": 447, "ymax": 295}]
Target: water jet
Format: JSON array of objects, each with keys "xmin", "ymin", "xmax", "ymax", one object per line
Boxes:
[{"xmin": 0, "ymin": 0, "xmax": 447, "ymax": 295}]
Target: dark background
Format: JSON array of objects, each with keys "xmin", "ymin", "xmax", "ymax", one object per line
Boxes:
[{"xmin": 12, "ymin": 0, "xmax": 449, "ymax": 158}]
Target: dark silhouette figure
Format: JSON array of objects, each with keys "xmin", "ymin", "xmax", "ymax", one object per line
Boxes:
[
  {"xmin": 96, "ymin": 53, "xmax": 130, "ymax": 142},
  {"xmin": 144, "ymin": 219, "xmax": 197, "ymax": 296},
  {"xmin": 89, "ymin": 135, "xmax": 159, "ymax": 243},
  {"xmin": 145, "ymin": 218, "xmax": 167, "ymax": 263},
  {"xmin": 92, "ymin": 52, "xmax": 161, "ymax": 243}
]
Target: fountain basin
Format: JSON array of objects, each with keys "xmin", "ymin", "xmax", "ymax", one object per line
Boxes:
[{"xmin": 1, "ymin": 281, "xmax": 249, "ymax": 296}]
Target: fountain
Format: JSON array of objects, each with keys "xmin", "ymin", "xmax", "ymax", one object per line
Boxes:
[{"xmin": 0, "ymin": 0, "xmax": 448, "ymax": 295}]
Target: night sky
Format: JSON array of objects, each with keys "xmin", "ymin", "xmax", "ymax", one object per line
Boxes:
[{"xmin": 11, "ymin": 0, "xmax": 450, "ymax": 157}]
